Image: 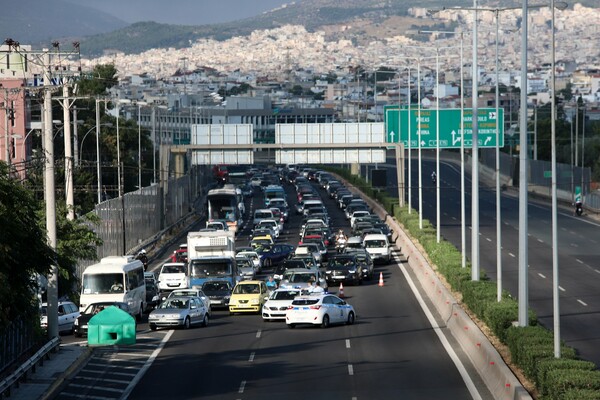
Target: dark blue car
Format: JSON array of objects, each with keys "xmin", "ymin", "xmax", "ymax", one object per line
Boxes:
[{"xmin": 257, "ymin": 244, "xmax": 295, "ymax": 268}]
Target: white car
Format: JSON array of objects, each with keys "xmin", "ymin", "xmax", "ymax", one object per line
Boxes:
[
  {"xmin": 166, "ymin": 288, "xmax": 211, "ymax": 312},
  {"xmin": 261, "ymin": 288, "xmax": 301, "ymax": 321},
  {"xmin": 236, "ymin": 250, "xmax": 262, "ymax": 272},
  {"xmin": 257, "ymin": 219, "xmax": 281, "ymax": 236},
  {"xmin": 350, "ymin": 210, "xmax": 371, "ymax": 228},
  {"xmin": 148, "ymin": 296, "xmax": 210, "ymax": 330},
  {"xmin": 40, "ymin": 301, "xmax": 80, "ymax": 334},
  {"xmin": 286, "ymin": 294, "xmax": 356, "ymax": 328},
  {"xmin": 158, "ymin": 262, "xmax": 188, "ymax": 291}
]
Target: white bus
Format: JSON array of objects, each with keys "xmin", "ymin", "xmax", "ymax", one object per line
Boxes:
[
  {"xmin": 207, "ymin": 184, "xmax": 242, "ymax": 234},
  {"xmin": 79, "ymin": 256, "xmax": 147, "ymax": 320}
]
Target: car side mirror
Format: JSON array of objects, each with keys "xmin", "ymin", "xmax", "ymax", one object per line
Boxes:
[{"xmin": 191, "ymin": 305, "xmax": 197, "ymax": 309}]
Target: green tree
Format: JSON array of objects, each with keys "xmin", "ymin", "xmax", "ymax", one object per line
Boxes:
[
  {"xmin": 291, "ymin": 85, "xmax": 304, "ymax": 96},
  {"xmin": 77, "ymin": 64, "xmax": 118, "ymax": 96},
  {"xmin": 0, "ymin": 163, "xmax": 56, "ymax": 328},
  {"xmin": 52, "ymin": 202, "xmax": 103, "ymax": 301}
]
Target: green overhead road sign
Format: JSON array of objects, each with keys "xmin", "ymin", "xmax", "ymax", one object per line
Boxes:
[{"xmin": 384, "ymin": 107, "xmax": 504, "ymax": 149}]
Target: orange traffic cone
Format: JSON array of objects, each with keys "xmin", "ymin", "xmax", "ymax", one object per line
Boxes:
[
  {"xmin": 378, "ymin": 272, "xmax": 384, "ymax": 287},
  {"xmin": 339, "ymin": 283, "xmax": 344, "ymax": 298}
]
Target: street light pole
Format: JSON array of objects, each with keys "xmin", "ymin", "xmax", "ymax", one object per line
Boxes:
[
  {"xmin": 96, "ymin": 99, "xmax": 102, "ymax": 204},
  {"xmin": 471, "ymin": 0, "xmax": 481, "ymax": 281},
  {"xmin": 138, "ymin": 103, "xmax": 142, "ymax": 191},
  {"xmin": 518, "ymin": 0, "xmax": 529, "ymax": 326},
  {"xmin": 550, "ymin": 0, "xmax": 560, "ymax": 359}
]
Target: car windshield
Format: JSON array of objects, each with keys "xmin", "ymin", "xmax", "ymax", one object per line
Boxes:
[
  {"xmin": 83, "ymin": 303, "xmax": 124, "ymax": 315},
  {"xmin": 330, "ymin": 258, "xmax": 356, "ymax": 269},
  {"xmin": 169, "ymin": 290, "xmax": 197, "ymax": 297},
  {"xmin": 271, "ymin": 290, "xmax": 300, "ymax": 300},
  {"xmin": 291, "ymin": 299, "xmax": 320, "ymax": 306},
  {"xmin": 285, "ymin": 273, "xmax": 315, "ymax": 283},
  {"xmin": 161, "ymin": 264, "xmax": 186, "ymax": 274},
  {"xmin": 190, "ymin": 261, "xmax": 232, "ymax": 278},
  {"xmin": 234, "ymin": 284, "xmax": 260, "ymax": 294},
  {"xmin": 202, "ymin": 282, "xmax": 231, "ymax": 292},
  {"xmin": 365, "ymin": 240, "xmax": 387, "ymax": 248},
  {"xmin": 160, "ymin": 299, "xmax": 189, "ymax": 309},
  {"xmin": 82, "ymin": 273, "xmax": 124, "ymax": 295}
]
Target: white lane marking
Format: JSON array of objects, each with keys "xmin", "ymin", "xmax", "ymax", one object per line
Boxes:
[
  {"xmin": 508, "ymin": 253, "xmax": 516, "ymax": 258},
  {"xmin": 346, "ymin": 339, "xmax": 351, "ymax": 349},
  {"xmin": 239, "ymin": 380, "xmax": 247, "ymax": 393},
  {"xmin": 348, "ymin": 364, "xmax": 354, "ymax": 376},
  {"xmin": 70, "ymin": 383, "xmax": 123, "ymax": 393},
  {"xmin": 537, "ymin": 238, "xmax": 544, "ymax": 243},
  {"xmin": 577, "ymin": 299, "xmax": 588, "ymax": 307},
  {"xmin": 559, "ymin": 286, "xmax": 566, "ymax": 292},
  {"xmin": 570, "ymin": 243, "xmax": 578, "ymax": 248},
  {"xmin": 249, "ymin": 352, "xmax": 255, "ymax": 362},
  {"xmin": 256, "ymin": 330, "xmax": 262, "ymax": 338},
  {"xmin": 595, "ymin": 270, "xmax": 600, "ymax": 274},
  {"xmin": 538, "ymin": 273, "xmax": 546, "ymax": 279},
  {"xmin": 486, "ymin": 237, "xmax": 492, "ymax": 242},
  {"xmin": 76, "ymin": 375, "xmax": 131, "ymax": 384},
  {"xmin": 576, "ymin": 259, "xmax": 584, "ymax": 264},
  {"xmin": 119, "ymin": 329, "xmax": 174, "ymax": 400},
  {"xmin": 398, "ymin": 264, "xmax": 483, "ymax": 400}
]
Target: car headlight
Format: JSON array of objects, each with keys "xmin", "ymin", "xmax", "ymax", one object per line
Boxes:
[
  {"xmin": 250, "ymin": 298, "xmax": 260, "ymax": 305},
  {"xmin": 74, "ymin": 319, "xmax": 79, "ymax": 326},
  {"xmin": 349, "ymin": 270, "xmax": 357, "ymax": 273}
]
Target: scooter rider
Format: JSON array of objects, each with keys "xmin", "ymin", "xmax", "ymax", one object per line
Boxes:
[
  {"xmin": 431, "ymin": 171, "xmax": 437, "ymax": 183},
  {"xmin": 335, "ymin": 229, "xmax": 348, "ymax": 251},
  {"xmin": 575, "ymin": 200, "xmax": 583, "ymax": 216}
]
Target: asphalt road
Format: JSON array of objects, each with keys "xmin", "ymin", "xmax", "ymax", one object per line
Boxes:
[
  {"xmin": 125, "ymin": 178, "xmax": 490, "ymax": 400},
  {"xmin": 402, "ymin": 155, "xmax": 600, "ymax": 367}
]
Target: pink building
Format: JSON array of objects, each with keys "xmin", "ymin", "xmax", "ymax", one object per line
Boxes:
[
  {"xmin": 0, "ymin": 78, "xmax": 30, "ymax": 179},
  {"xmin": 1, "ymin": 45, "xmax": 32, "ymax": 180}
]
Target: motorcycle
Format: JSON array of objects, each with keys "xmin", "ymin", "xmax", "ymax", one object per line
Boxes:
[
  {"xmin": 431, "ymin": 174, "xmax": 436, "ymax": 184},
  {"xmin": 575, "ymin": 202, "xmax": 583, "ymax": 216},
  {"xmin": 136, "ymin": 251, "xmax": 149, "ymax": 271},
  {"xmin": 335, "ymin": 236, "xmax": 347, "ymax": 252}
]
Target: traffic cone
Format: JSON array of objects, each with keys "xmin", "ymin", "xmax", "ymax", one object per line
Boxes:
[
  {"xmin": 378, "ymin": 272, "xmax": 384, "ymax": 287},
  {"xmin": 339, "ymin": 283, "xmax": 344, "ymax": 298}
]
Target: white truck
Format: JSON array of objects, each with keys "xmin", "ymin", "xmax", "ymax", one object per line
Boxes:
[{"xmin": 187, "ymin": 230, "xmax": 238, "ymax": 289}]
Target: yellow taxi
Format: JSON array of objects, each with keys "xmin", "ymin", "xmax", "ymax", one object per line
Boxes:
[{"xmin": 229, "ymin": 280, "xmax": 270, "ymax": 314}]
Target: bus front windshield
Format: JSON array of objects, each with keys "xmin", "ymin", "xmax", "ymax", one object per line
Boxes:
[
  {"xmin": 82, "ymin": 273, "xmax": 125, "ymax": 294},
  {"xmin": 190, "ymin": 261, "xmax": 233, "ymax": 279}
]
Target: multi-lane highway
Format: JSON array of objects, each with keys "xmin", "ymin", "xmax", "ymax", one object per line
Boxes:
[
  {"xmin": 406, "ymin": 155, "xmax": 600, "ymax": 367},
  {"xmin": 56, "ymin": 174, "xmax": 495, "ymax": 399}
]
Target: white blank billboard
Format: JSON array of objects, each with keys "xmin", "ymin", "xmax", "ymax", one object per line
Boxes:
[
  {"xmin": 191, "ymin": 124, "xmax": 252, "ymax": 145},
  {"xmin": 192, "ymin": 151, "xmax": 253, "ymax": 165},
  {"xmin": 276, "ymin": 149, "xmax": 385, "ymax": 165},
  {"xmin": 276, "ymin": 123, "xmax": 385, "ymax": 145}
]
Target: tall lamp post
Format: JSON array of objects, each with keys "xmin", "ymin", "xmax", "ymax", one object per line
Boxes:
[
  {"xmin": 79, "ymin": 122, "xmax": 113, "ymax": 203},
  {"xmin": 419, "ymin": 29, "xmax": 467, "ymax": 264}
]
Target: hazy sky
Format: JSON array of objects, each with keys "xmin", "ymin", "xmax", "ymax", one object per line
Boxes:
[{"xmin": 67, "ymin": 0, "xmax": 293, "ymax": 25}]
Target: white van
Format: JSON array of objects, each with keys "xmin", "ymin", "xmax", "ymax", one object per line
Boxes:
[
  {"xmin": 80, "ymin": 256, "xmax": 147, "ymax": 320},
  {"xmin": 362, "ymin": 234, "xmax": 392, "ymax": 264}
]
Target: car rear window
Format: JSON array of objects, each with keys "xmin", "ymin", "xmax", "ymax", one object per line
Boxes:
[{"xmin": 292, "ymin": 299, "xmax": 319, "ymax": 306}]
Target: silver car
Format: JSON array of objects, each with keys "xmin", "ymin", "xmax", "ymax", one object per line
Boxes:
[{"xmin": 148, "ymin": 296, "xmax": 209, "ymax": 330}]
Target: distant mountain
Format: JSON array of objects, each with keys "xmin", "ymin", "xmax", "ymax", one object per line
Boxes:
[
  {"xmin": 78, "ymin": 0, "xmax": 471, "ymax": 56},
  {"xmin": 0, "ymin": 0, "xmax": 127, "ymax": 46}
]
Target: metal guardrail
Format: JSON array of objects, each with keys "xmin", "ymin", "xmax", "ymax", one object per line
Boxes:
[{"xmin": 0, "ymin": 337, "xmax": 60, "ymax": 398}]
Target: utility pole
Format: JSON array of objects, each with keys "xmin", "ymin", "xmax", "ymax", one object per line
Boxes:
[
  {"xmin": 62, "ymin": 83, "xmax": 75, "ymax": 220},
  {"xmin": 73, "ymin": 107, "xmax": 79, "ymax": 168},
  {"xmin": 42, "ymin": 48, "xmax": 59, "ymax": 338}
]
